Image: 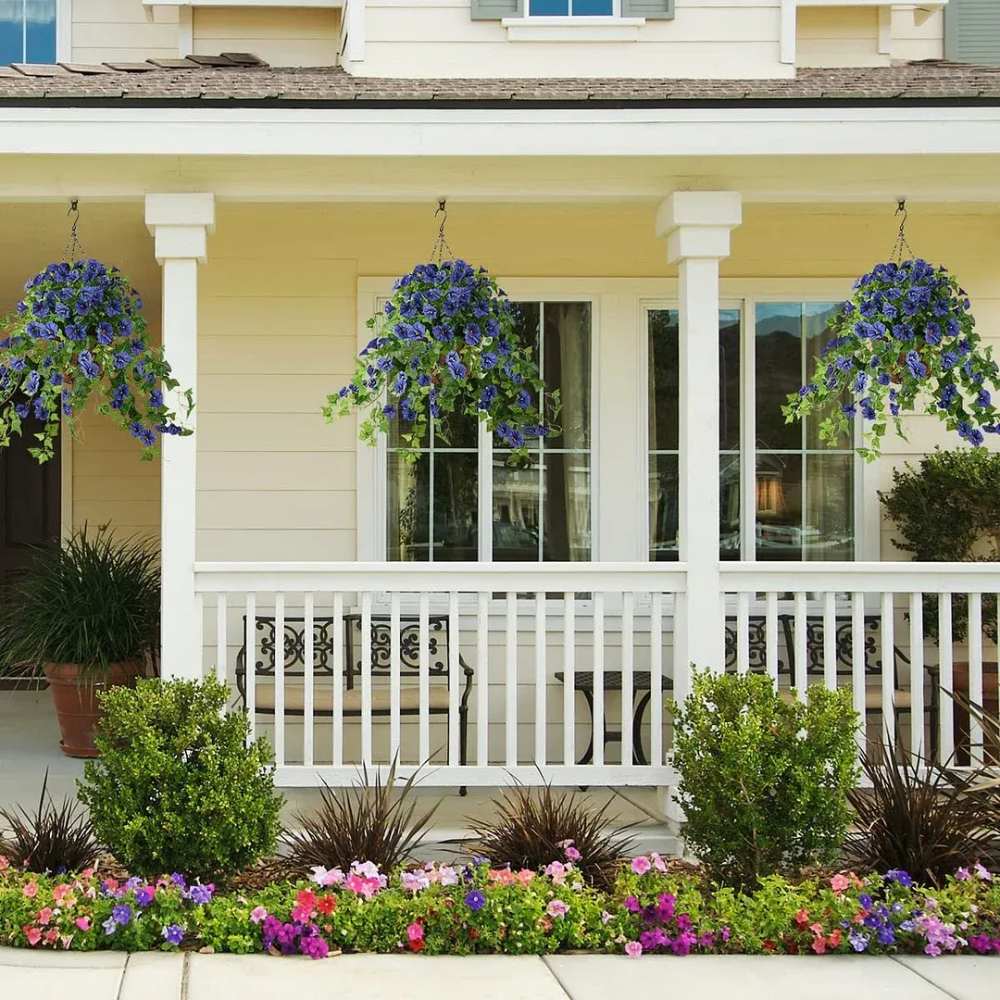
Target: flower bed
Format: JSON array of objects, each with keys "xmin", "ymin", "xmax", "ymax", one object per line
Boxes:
[{"xmin": 2, "ymin": 851, "xmax": 998, "ymax": 960}]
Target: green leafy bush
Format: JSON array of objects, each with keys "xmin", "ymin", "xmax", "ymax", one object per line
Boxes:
[
  {"xmin": 77, "ymin": 677, "xmax": 283, "ymax": 879},
  {"xmin": 671, "ymin": 670, "xmax": 859, "ymax": 888},
  {"xmin": 879, "ymin": 448, "xmax": 1000, "ymax": 640}
]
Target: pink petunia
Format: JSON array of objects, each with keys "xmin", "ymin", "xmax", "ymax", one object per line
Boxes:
[
  {"xmin": 23, "ymin": 926, "xmax": 42, "ymax": 946},
  {"xmin": 0, "ymin": 855, "xmax": 9, "ymax": 871},
  {"xmin": 830, "ymin": 874, "xmax": 850, "ymax": 894},
  {"xmin": 546, "ymin": 899, "xmax": 569, "ymax": 919},
  {"xmin": 22, "ymin": 881, "xmax": 38, "ymax": 899},
  {"xmin": 75, "ymin": 917, "xmax": 91, "ymax": 932},
  {"xmin": 406, "ymin": 922, "xmax": 424, "ymax": 943},
  {"xmin": 37, "ymin": 907, "xmax": 53, "ymax": 926},
  {"xmin": 624, "ymin": 941, "xmax": 643, "ymax": 958},
  {"xmin": 630, "ymin": 857, "xmax": 651, "ymax": 876},
  {"xmin": 249, "ymin": 906, "xmax": 268, "ymax": 925}
]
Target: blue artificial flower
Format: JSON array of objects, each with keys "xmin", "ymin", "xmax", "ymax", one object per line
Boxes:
[
  {"xmin": 446, "ymin": 351, "xmax": 468, "ymax": 381},
  {"xmin": 150, "ymin": 389, "xmax": 164, "ymax": 408},
  {"xmin": 516, "ymin": 389, "xmax": 533, "ymax": 410},
  {"xmin": 939, "ymin": 383, "xmax": 958, "ymax": 410},
  {"xmin": 876, "ymin": 372, "xmax": 891, "ymax": 386},
  {"xmin": 860, "ymin": 398, "xmax": 876, "ymax": 421},
  {"xmin": 78, "ymin": 351, "xmax": 100, "ymax": 379},
  {"xmin": 904, "ymin": 351, "xmax": 928, "ymax": 379},
  {"xmin": 924, "ymin": 322, "xmax": 942, "ymax": 346},
  {"xmin": 383, "ymin": 403, "xmax": 397, "ymax": 420},
  {"xmin": 23, "ymin": 370, "xmax": 41, "ymax": 396},
  {"xmin": 400, "ymin": 398, "xmax": 416, "ymax": 422},
  {"xmin": 464, "ymin": 323, "xmax": 481, "ymax": 347},
  {"xmin": 479, "ymin": 384, "xmax": 499, "ymax": 410},
  {"xmin": 393, "ymin": 372, "xmax": 410, "ymax": 396},
  {"xmin": 853, "ymin": 372, "xmax": 868, "ymax": 394},
  {"xmin": 96, "ymin": 322, "xmax": 114, "ymax": 346},
  {"xmin": 162, "ymin": 924, "xmax": 184, "ymax": 946},
  {"xmin": 976, "ymin": 388, "xmax": 992, "ymax": 409}
]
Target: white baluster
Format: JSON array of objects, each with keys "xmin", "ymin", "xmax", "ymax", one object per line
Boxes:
[
  {"xmin": 535, "ymin": 592, "xmax": 547, "ymax": 767},
  {"xmin": 449, "ymin": 591, "xmax": 460, "ymax": 767},
  {"xmin": 245, "ymin": 593, "xmax": 256, "ymax": 742},
  {"xmin": 794, "ymin": 591, "xmax": 808, "ymax": 702},
  {"xmin": 621, "ymin": 591, "xmax": 635, "ymax": 765},
  {"xmin": 909, "ymin": 592, "xmax": 925, "ymax": 760},
  {"xmin": 823, "ymin": 591, "xmax": 837, "ymax": 692},
  {"xmin": 274, "ymin": 592, "xmax": 285, "ymax": 767},
  {"xmin": 650, "ymin": 592, "xmax": 663, "ymax": 767},
  {"xmin": 333, "ymin": 592, "xmax": 344, "ymax": 767},
  {"xmin": 215, "ymin": 593, "xmax": 227, "ymax": 686},
  {"xmin": 390, "ymin": 592, "xmax": 401, "ymax": 763},
  {"xmin": 938, "ymin": 593, "xmax": 954, "ymax": 764},
  {"xmin": 851, "ymin": 592, "xmax": 866, "ymax": 759},
  {"xmin": 418, "ymin": 593, "xmax": 430, "ymax": 764},
  {"xmin": 593, "ymin": 592, "xmax": 605, "ymax": 767},
  {"xmin": 969, "ymin": 592, "xmax": 984, "ymax": 766},
  {"xmin": 361, "ymin": 591, "xmax": 373, "ymax": 765},
  {"xmin": 303, "ymin": 592, "xmax": 314, "ymax": 768},
  {"xmin": 881, "ymin": 591, "xmax": 895, "ymax": 749},
  {"xmin": 505, "ymin": 592, "xmax": 517, "ymax": 768},
  {"xmin": 476, "ymin": 592, "xmax": 489, "ymax": 767},
  {"xmin": 736, "ymin": 591, "xmax": 750, "ymax": 675},
  {"xmin": 765, "ymin": 591, "xmax": 778, "ymax": 689},
  {"xmin": 563, "ymin": 592, "xmax": 576, "ymax": 766}
]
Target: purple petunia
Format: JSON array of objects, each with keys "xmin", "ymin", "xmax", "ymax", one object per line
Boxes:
[{"xmin": 464, "ymin": 889, "xmax": 486, "ymax": 911}]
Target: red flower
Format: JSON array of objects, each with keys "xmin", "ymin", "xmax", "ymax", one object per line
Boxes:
[{"xmin": 316, "ymin": 894, "xmax": 336, "ymax": 916}]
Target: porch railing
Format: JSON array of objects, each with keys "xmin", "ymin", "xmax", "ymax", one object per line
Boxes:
[
  {"xmin": 193, "ymin": 560, "xmax": 1000, "ymax": 787},
  {"xmin": 720, "ymin": 563, "xmax": 1000, "ymax": 769},
  {"xmin": 193, "ymin": 562, "xmax": 687, "ymax": 787}
]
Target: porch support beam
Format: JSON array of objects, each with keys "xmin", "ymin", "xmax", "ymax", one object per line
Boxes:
[
  {"xmin": 657, "ymin": 191, "xmax": 741, "ymax": 697},
  {"xmin": 145, "ymin": 193, "xmax": 215, "ymax": 680}
]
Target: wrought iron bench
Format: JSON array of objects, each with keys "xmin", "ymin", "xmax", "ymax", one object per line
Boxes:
[{"xmin": 235, "ymin": 613, "xmax": 474, "ymax": 771}]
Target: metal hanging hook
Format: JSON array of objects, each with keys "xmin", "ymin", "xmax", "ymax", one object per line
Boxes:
[
  {"xmin": 65, "ymin": 197, "xmax": 84, "ymax": 262},
  {"xmin": 890, "ymin": 197, "xmax": 914, "ymax": 264},
  {"xmin": 431, "ymin": 198, "xmax": 454, "ymax": 264}
]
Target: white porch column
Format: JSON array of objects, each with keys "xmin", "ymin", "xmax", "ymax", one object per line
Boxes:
[
  {"xmin": 657, "ymin": 192, "xmax": 741, "ymax": 700},
  {"xmin": 145, "ymin": 193, "xmax": 215, "ymax": 680}
]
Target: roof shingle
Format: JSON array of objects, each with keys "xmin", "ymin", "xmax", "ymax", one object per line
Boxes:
[{"xmin": 0, "ymin": 58, "xmax": 998, "ymax": 105}]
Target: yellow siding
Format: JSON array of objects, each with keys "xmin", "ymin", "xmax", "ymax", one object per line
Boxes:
[
  {"xmin": 71, "ymin": 0, "xmax": 180, "ymax": 64},
  {"xmin": 358, "ymin": 0, "xmax": 789, "ymax": 79},
  {"xmin": 891, "ymin": 7, "xmax": 944, "ymax": 63},
  {"xmin": 796, "ymin": 7, "xmax": 882, "ymax": 68},
  {"xmin": 192, "ymin": 8, "xmax": 342, "ymax": 68}
]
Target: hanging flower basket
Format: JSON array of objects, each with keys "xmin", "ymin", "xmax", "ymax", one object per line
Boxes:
[
  {"xmin": 783, "ymin": 258, "xmax": 1000, "ymax": 461},
  {"xmin": 0, "ymin": 259, "xmax": 192, "ymax": 463},
  {"xmin": 324, "ymin": 259, "xmax": 555, "ymax": 460}
]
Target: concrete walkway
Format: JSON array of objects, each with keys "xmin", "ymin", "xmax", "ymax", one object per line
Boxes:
[{"xmin": 1, "ymin": 947, "xmax": 995, "ymax": 1000}]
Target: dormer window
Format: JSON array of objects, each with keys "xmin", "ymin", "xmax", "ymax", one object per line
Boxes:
[{"xmin": 530, "ymin": 0, "xmax": 614, "ymax": 14}]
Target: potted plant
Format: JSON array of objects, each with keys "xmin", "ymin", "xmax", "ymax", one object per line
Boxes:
[
  {"xmin": 0, "ymin": 527, "xmax": 159, "ymax": 757},
  {"xmin": 880, "ymin": 448, "xmax": 1000, "ymax": 763}
]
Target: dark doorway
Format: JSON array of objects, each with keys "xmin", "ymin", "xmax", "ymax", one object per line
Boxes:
[{"xmin": 0, "ymin": 419, "xmax": 61, "ymax": 687}]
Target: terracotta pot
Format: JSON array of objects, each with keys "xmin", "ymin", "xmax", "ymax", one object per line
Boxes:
[
  {"xmin": 951, "ymin": 661, "xmax": 999, "ymax": 767},
  {"xmin": 42, "ymin": 660, "xmax": 146, "ymax": 758}
]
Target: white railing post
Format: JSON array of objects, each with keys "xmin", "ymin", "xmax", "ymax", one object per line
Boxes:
[
  {"xmin": 145, "ymin": 193, "xmax": 214, "ymax": 681},
  {"xmin": 657, "ymin": 191, "xmax": 742, "ymax": 694}
]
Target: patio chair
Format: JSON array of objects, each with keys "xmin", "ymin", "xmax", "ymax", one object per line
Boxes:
[
  {"xmin": 235, "ymin": 613, "xmax": 474, "ymax": 783},
  {"xmin": 777, "ymin": 613, "xmax": 939, "ymax": 755}
]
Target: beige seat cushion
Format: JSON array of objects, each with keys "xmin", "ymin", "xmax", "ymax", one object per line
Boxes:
[
  {"xmin": 250, "ymin": 681, "xmax": 451, "ymax": 715},
  {"xmin": 778, "ymin": 687, "xmax": 913, "ymax": 710}
]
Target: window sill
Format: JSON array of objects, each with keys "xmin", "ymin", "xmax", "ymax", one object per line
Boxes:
[{"xmin": 501, "ymin": 16, "xmax": 645, "ymax": 42}]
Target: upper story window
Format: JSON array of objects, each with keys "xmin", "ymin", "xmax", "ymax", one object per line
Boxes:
[
  {"xmin": 529, "ymin": 0, "xmax": 614, "ymax": 14},
  {"xmin": 0, "ymin": 0, "xmax": 57, "ymax": 65}
]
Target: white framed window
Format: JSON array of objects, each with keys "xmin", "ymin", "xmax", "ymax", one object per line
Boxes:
[
  {"xmin": 358, "ymin": 278, "xmax": 874, "ymax": 568},
  {"xmin": 358, "ymin": 281, "xmax": 597, "ymax": 565},
  {"xmin": 528, "ymin": 0, "xmax": 615, "ymax": 15},
  {"xmin": 0, "ymin": 0, "xmax": 61, "ymax": 64}
]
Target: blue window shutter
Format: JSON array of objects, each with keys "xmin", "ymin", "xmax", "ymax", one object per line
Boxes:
[
  {"xmin": 946, "ymin": 0, "xmax": 1000, "ymax": 65},
  {"xmin": 471, "ymin": 0, "xmax": 524, "ymax": 19},
  {"xmin": 622, "ymin": 0, "xmax": 674, "ymax": 19}
]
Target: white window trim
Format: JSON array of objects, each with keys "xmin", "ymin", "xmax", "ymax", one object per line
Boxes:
[
  {"xmin": 3, "ymin": 0, "xmax": 69, "ymax": 63},
  {"xmin": 357, "ymin": 277, "xmax": 877, "ymax": 573}
]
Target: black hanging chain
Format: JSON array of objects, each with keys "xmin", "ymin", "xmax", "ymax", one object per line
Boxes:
[
  {"xmin": 431, "ymin": 199, "xmax": 455, "ymax": 264},
  {"xmin": 65, "ymin": 198, "xmax": 85, "ymax": 262},
  {"xmin": 890, "ymin": 198, "xmax": 915, "ymax": 264}
]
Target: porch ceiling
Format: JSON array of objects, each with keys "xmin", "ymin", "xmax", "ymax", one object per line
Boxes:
[{"xmin": 0, "ymin": 154, "xmax": 999, "ymax": 207}]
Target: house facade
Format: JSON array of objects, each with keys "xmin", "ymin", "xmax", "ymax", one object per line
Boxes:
[{"xmin": 1, "ymin": 0, "xmax": 1000, "ymax": 794}]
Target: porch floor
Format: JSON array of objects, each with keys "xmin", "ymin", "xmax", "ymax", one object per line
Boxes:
[{"xmin": 0, "ymin": 691, "xmax": 681, "ymax": 859}]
